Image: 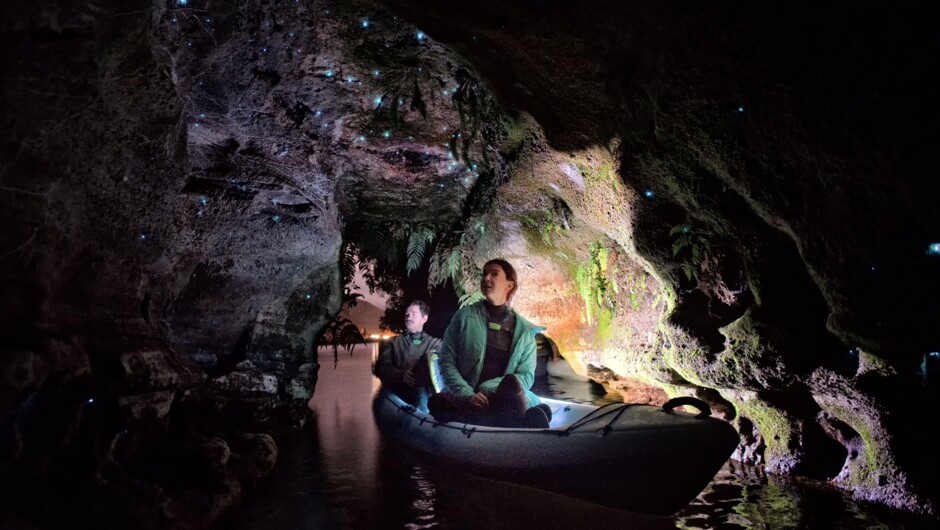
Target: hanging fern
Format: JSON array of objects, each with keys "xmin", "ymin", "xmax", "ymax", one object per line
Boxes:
[
  {"xmin": 458, "ymin": 291, "xmax": 484, "ymax": 307},
  {"xmin": 406, "ymin": 224, "xmax": 436, "ymax": 276},
  {"xmin": 669, "ymin": 223, "xmax": 711, "ymax": 282}
]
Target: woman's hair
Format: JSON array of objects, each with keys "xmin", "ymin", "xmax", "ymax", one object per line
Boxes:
[{"xmin": 483, "ymin": 258, "xmax": 518, "ymax": 304}]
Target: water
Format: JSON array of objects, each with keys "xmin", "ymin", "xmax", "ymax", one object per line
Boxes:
[{"xmin": 226, "ymin": 345, "xmax": 934, "ymax": 529}]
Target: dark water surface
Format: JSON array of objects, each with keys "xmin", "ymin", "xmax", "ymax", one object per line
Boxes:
[{"xmin": 226, "ymin": 346, "xmax": 934, "ymax": 530}]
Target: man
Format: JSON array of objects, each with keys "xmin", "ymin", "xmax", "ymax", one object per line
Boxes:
[
  {"xmin": 373, "ymin": 300, "xmax": 442, "ymax": 406},
  {"xmin": 428, "ymin": 259, "xmax": 552, "ymax": 428}
]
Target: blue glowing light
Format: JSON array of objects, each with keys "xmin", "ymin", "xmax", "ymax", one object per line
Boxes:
[
  {"xmin": 930, "ymin": 351, "xmax": 940, "ymax": 358},
  {"xmin": 87, "ymin": 398, "xmax": 95, "ymax": 404},
  {"xmin": 871, "ymin": 266, "xmax": 876, "ymax": 271},
  {"xmin": 382, "ymin": 130, "xmax": 391, "ymax": 138},
  {"xmin": 261, "ymin": 47, "xmax": 268, "ymax": 53},
  {"xmin": 347, "ymin": 77, "xmax": 354, "ymax": 83},
  {"xmin": 361, "ymin": 20, "xmax": 369, "ymax": 28},
  {"xmin": 417, "ymin": 32, "xmax": 425, "ymax": 40},
  {"xmin": 374, "ymin": 96, "xmax": 383, "ymax": 105},
  {"xmin": 927, "ymin": 243, "xmax": 940, "ymax": 255},
  {"xmin": 325, "ymin": 70, "xmax": 333, "ymax": 78},
  {"xmin": 199, "ymin": 197, "xmax": 208, "ymax": 206},
  {"xmin": 322, "ymin": 122, "xmax": 329, "ymax": 128},
  {"xmin": 192, "ymin": 123, "xmax": 200, "ymax": 128},
  {"xmin": 177, "ymin": 0, "xmax": 187, "ymax": 5},
  {"xmin": 373, "ymin": 70, "xmax": 380, "ymax": 76},
  {"xmin": 848, "ymin": 348, "xmax": 858, "ymax": 356},
  {"xmin": 315, "ymin": 110, "xmax": 322, "ymax": 117},
  {"xmin": 644, "ymin": 190, "xmax": 654, "ymax": 198},
  {"xmin": 737, "ymin": 106, "xmax": 745, "ymax": 113},
  {"xmin": 138, "ymin": 232, "xmax": 147, "ymax": 240},
  {"xmin": 272, "ymin": 215, "xmax": 282, "ymax": 223},
  {"xmin": 442, "ymin": 89, "xmax": 449, "ymax": 95},
  {"xmin": 305, "ymin": 293, "xmax": 312, "ymax": 300},
  {"xmin": 205, "ymin": 18, "xmax": 211, "ymax": 23},
  {"xmin": 358, "ymin": 135, "xmax": 366, "ymax": 142}
]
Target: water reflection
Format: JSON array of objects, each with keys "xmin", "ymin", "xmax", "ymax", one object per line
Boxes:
[{"xmin": 227, "ymin": 345, "xmax": 933, "ymax": 530}]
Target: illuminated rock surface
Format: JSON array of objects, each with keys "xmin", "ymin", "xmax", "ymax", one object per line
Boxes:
[{"xmin": 1, "ymin": 0, "xmax": 938, "ymax": 526}]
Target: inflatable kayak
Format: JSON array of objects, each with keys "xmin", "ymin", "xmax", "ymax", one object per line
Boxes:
[{"xmin": 373, "ymin": 389, "xmax": 739, "ymax": 516}]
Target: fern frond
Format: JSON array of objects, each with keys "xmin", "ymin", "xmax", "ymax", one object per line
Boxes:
[{"xmin": 458, "ymin": 291, "xmax": 484, "ymax": 308}]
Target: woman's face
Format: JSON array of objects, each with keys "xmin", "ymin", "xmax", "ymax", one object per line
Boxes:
[{"xmin": 480, "ymin": 263, "xmax": 514, "ymax": 306}]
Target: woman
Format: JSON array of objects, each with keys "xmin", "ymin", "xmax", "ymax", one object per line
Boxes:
[{"xmin": 428, "ymin": 259, "xmax": 551, "ymax": 428}]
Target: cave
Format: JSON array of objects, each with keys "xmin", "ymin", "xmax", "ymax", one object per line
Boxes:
[{"xmin": 2, "ymin": 0, "xmax": 939, "ymax": 528}]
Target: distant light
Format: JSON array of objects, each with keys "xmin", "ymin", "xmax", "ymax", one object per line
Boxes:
[
  {"xmin": 644, "ymin": 190, "xmax": 654, "ymax": 198},
  {"xmin": 138, "ymin": 232, "xmax": 147, "ymax": 240},
  {"xmin": 930, "ymin": 352, "xmax": 940, "ymax": 358},
  {"xmin": 361, "ymin": 20, "xmax": 369, "ymax": 28},
  {"xmin": 199, "ymin": 113, "xmax": 205, "ymax": 118},
  {"xmin": 199, "ymin": 197, "xmax": 208, "ymax": 206},
  {"xmin": 272, "ymin": 215, "xmax": 282, "ymax": 223},
  {"xmin": 737, "ymin": 106, "xmax": 745, "ymax": 113},
  {"xmin": 192, "ymin": 123, "xmax": 200, "ymax": 128},
  {"xmin": 325, "ymin": 70, "xmax": 333, "ymax": 78},
  {"xmin": 374, "ymin": 96, "xmax": 383, "ymax": 105},
  {"xmin": 305, "ymin": 293, "xmax": 312, "ymax": 300},
  {"xmin": 848, "ymin": 348, "xmax": 858, "ymax": 356},
  {"xmin": 373, "ymin": 69, "xmax": 380, "ymax": 76},
  {"xmin": 870, "ymin": 266, "xmax": 876, "ymax": 272},
  {"xmin": 358, "ymin": 135, "xmax": 366, "ymax": 142},
  {"xmin": 369, "ymin": 334, "xmax": 380, "ymax": 339},
  {"xmin": 347, "ymin": 77, "xmax": 354, "ymax": 83},
  {"xmin": 177, "ymin": 0, "xmax": 187, "ymax": 5},
  {"xmin": 443, "ymin": 89, "xmax": 449, "ymax": 95},
  {"xmin": 87, "ymin": 398, "xmax": 95, "ymax": 404},
  {"xmin": 417, "ymin": 32, "xmax": 425, "ymax": 40},
  {"xmin": 261, "ymin": 47, "xmax": 268, "ymax": 53},
  {"xmin": 315, "ymin": 110, "xmax": 322, "ymax": 117},
  {"xmin": 927, "ymin": 243, "xmax": 940, "ymax": 255},
  {"xmin": 382, "ymin": 130, "xmax": 391, "ymax": 138}
]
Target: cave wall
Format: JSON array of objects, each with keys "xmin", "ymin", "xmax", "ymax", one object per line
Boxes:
[
  {"xmin": 2, "ymin": 0, "xmax": 939, "ymax": 524},
  {"xmin": 373, "ymin": 0, "xmax": 940, "ymax": 514}
]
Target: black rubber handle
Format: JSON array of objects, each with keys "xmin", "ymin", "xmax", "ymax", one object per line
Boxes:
[{"xmin": 662, "ymin": 397, "xmax": 712, "ymax": 419}]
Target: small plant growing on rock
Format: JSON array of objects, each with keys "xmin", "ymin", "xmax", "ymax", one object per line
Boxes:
[{"xmin": 670, "ymin": 223, "xmax": 712, "ymax": 282}]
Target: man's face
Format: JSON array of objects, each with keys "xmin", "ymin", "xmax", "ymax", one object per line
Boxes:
[
  {"xmin": 480, "ymin": 263, "xmax": 514, "ymax": 306},
  {"xmin": 404, "ymin": 304, "xmax": 428, "ymax": 334}
]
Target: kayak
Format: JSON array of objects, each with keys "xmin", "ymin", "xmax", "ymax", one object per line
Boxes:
[{"xmin": 372, "ymin": 388, "xmax": 739, "ymax": 516}]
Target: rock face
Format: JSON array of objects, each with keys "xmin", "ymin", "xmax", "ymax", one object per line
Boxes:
[{"xmin": 1, "ymin": 0, "xmax": 938, "ymax": 525}]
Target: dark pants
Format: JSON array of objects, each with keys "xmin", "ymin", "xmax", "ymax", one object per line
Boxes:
[
  {"xmin": 388, "ymin": 355, "xmax": 431, "ymax": 408},
  {"xmin": 427, "ymin": 374, "xmax": 529, "ymax": 427}
]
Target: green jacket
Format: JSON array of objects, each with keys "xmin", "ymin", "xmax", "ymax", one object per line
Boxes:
[
  {"xmin": 374, "ymin": 332, "xmax": 442, "ymax": 386},
  {"xmin": 438, "ymin": 301, "xmax": 543, "ymax": 408}
]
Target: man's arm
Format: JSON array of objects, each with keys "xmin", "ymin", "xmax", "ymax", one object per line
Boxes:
[{"xmin": 374, "ymin": 341, "xmax": 405, "ymax": 385}]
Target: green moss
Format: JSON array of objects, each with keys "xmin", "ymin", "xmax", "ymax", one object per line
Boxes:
[
  {"xmin": 817, "ymin": 401, "xmax": 887, "ymax": 488},
  {"xmin": 735, "ymin": 399, "xmax": 793, "ymax": 464}
]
